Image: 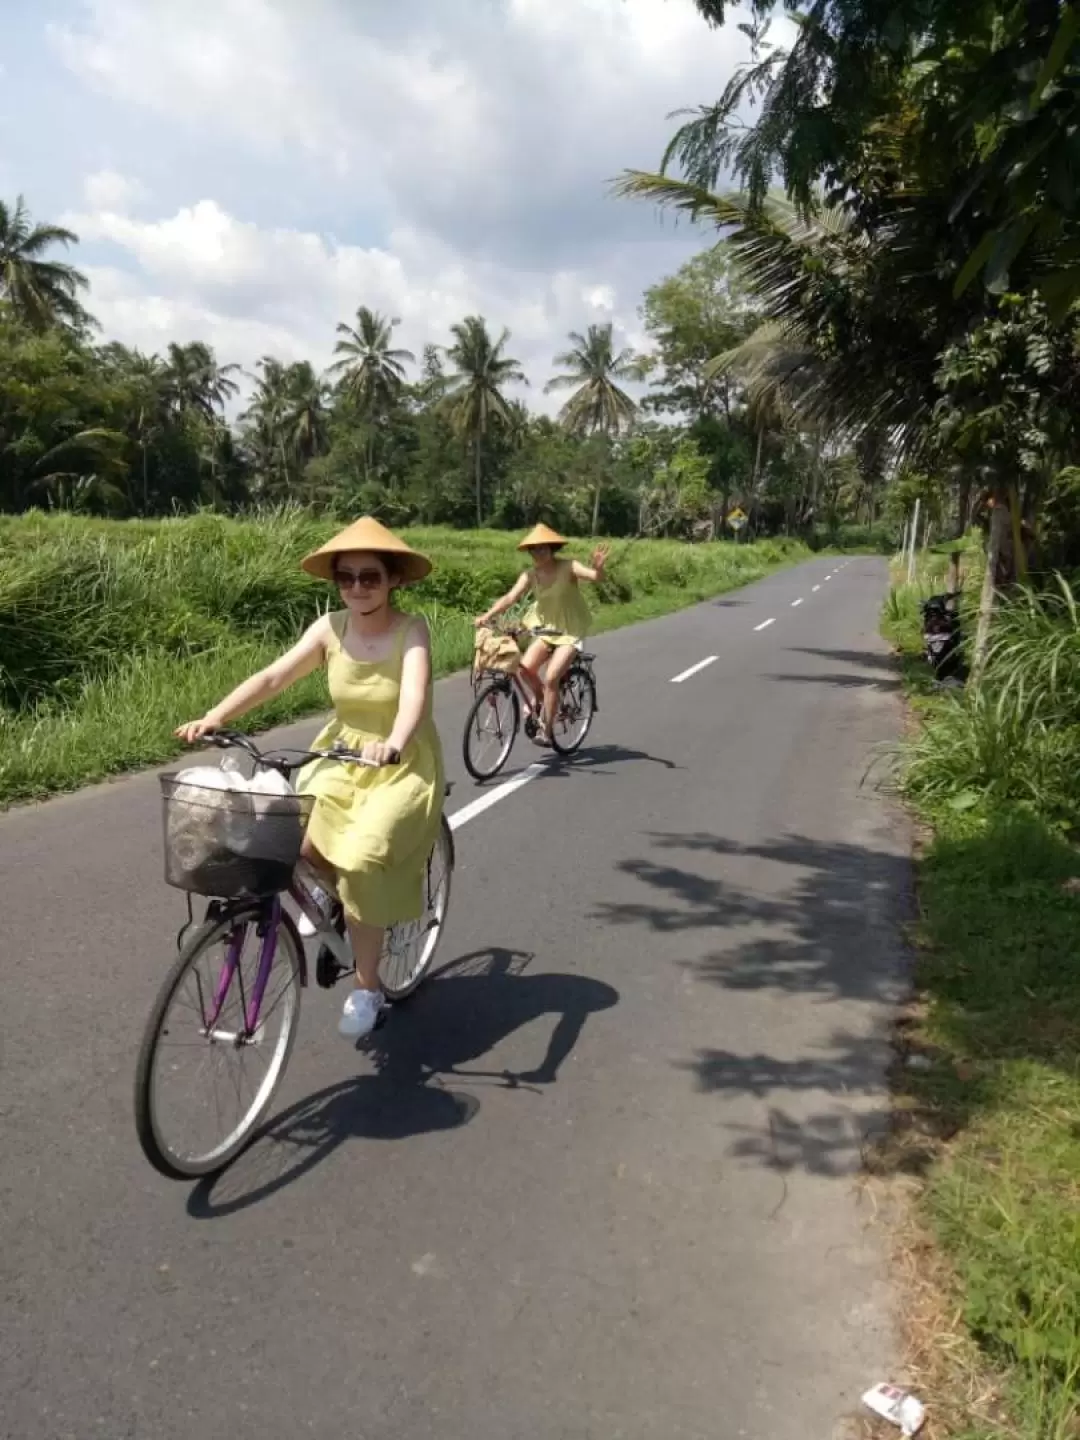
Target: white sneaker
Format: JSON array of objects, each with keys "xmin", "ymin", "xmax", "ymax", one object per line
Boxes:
[
  {"xmin": 297, "ymin": 883, "xmax": 333, "ymax": 938},
  {"xmin": 338, "ymin": 988, "xmax": 384, "ymax": 1039}
]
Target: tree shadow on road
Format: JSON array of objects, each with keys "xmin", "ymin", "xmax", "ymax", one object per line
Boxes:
[
  {"xmin": 187, "ymin": 947, "xmax": 619, "ymax": 1218},
  {"xmin": 765, "ymin": 670, "xmax": 902, "ymax": 693},
  {"xmin": 592, "ymin": 828, "xmax": 913, "ymax": 1180},
  {"xmin": 786, "ymin": 646, "xmax": 900, "ymax": 674}
]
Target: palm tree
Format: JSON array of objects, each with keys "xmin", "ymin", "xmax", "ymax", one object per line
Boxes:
[
  {"xmin": 0, "ymin": 196, "xmax": 89, "ymax": 331},
  {"xmin": 545, "ymin": 323, "xmax": 644, "ymax": 533},
  {"xmin": 164, "ymin": 342, "xmax": 239, "ymax": 422},
  {"xmin": 98, "ymin": 344, "xmax": 169, "ymax": 513},
  {"xmin": 619, "ymin": 176, "xmax": 972, "ymax": 470},
  {"xmin": 283, "ymin": 361, "xmax": 330, "ymax": 464},
  {"xmin": 330, "ymin": 307, "xmax": 414, "ymax": 478},
  {"xmin": 240, "ymin": 356, "xmax": 293, "ymax": 496},
  {"xmin": 442, "ymin": 315, "xmax": 527, "ymax": 526}
]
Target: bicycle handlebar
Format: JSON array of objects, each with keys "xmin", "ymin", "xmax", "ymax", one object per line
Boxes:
[{"xmin": 199, "ymin": 728, "xmax": 393, "ymax": 772}]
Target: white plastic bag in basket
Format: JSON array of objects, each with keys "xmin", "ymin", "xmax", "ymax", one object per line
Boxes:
[
  {"xmin": 167, "ymin": 765, "xmax": 253, "ymax": 870},
  {"xmin": 242, "ymin": 767, "xmax": 299, "ymax": 855}
]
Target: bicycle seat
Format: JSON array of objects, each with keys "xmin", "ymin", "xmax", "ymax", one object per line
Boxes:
[{"xmin": 579, "ymin": 652, "xmax": 596, "ymax": 663}]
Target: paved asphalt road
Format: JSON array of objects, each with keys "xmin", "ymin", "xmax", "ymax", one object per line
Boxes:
[{"xmin": 2, "ymin": 555, "xmax": 910, "ymax": 1440}]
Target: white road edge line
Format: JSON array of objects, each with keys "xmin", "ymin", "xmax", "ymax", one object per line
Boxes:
[
  {"xmin": 670, "ymin": 655, "xmax": 719, "ymax": 684},
  {"xmin": 448, "ymin": 760, "xmax": 551, "ymax": 831},
  {"xmin": 754, "ymin": 618, "xmax": 776, "ymax": 632},
  {"xmin": 791, "ymin": 598, "xmax": 804, "ymax": 607}
]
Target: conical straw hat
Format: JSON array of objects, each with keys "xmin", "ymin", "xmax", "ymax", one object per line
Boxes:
[
  {"xmin": 517, "ymin": 523, "xmax": 568, "ymax": 551},
  {"xmin": 301, "ymin": 516, "xmax": 432, "ymax": 585}
]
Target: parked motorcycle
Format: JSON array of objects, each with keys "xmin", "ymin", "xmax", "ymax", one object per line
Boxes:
[{"xmin": 921, "ymin": 590, "xmax": 965, "ymax": 683}]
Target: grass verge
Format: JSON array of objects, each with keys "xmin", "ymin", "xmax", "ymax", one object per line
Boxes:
[
  {"xmin": 0, "ymin": 512, "xmax": 809, "ymax": 806},
  {"xmin": 881, "ymin": 579, "xmax": 1080, "ymax": 1440}
]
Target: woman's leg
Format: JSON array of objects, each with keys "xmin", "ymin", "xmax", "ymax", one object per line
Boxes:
[
  {"xmin": 541, "ymin": 644, "xmax": 577, "ymax": 736},
  {"xmin": 519, "ymin": 639, "xmax": 550, "ymax": 704},
  {"xmin": 338, "ymin": 913, "xmax": 386, "ymax": 1038},
  {"xmin": 346, "ymin": 916, "xmax": 384, "ymax": 992},
  {"xmin": 518, "ymin": 638, "xmax": 550, "ymax": 713},
  {"xmin": 299, "ymin": 832, "xmax": 337, "ymax": 886}
]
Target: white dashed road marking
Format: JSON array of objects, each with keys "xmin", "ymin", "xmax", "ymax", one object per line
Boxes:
[
  {"xmin": 449, "ymin": 760, "xmax": 551, "ymax": 830},
  {"xmin": 670, "ymin": 656, "xmax": 719, "ymax": 684},
  {"xmin": 754, "ymin": 618, "xmax": 776, "ymax": 632}
]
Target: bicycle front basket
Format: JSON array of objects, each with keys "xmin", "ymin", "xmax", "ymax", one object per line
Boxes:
[
  {"xmin": 160, "ymin": 775, "xmax": 315, "ymax": 898},
  {"xmin": 473, "ymin": 626, "xmax": 521, "ymax": 681}
]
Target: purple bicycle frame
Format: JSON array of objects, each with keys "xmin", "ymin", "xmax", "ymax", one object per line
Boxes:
[{"xmin": 204, "ymin": 897, "xmax": 281, "ymax": 1036}]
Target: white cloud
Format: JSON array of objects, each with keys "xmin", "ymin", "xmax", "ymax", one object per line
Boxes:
[
  {"xmin": 68, "ymin": 195, "xmax": 660, "ymax": 413},
  {"xmin": 33, "ymin": 0, "xmax": 790, "ymax": 410},
  {"xmin": 82, "ymin": 169, "xmax": 146, "ymax": 212}
]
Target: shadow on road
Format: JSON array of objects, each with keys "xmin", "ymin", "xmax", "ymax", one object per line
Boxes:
[
  {"xmin": 547, "ymin": 743, "xmax": 679, "ymax": 778},
  {"xmin": 786, "ymin": 646, "xmax": 900, "ymax": 674},
  {"xmin": 466, "ymin": 743, "xmax": 679, "ymax": 789},
  {"xmin": 765, "ymin": 670, "xmax": 902, "ymax": 692},
  {"xmin": 187, "ymin": 947, "xmax": 619, "ymax": 1218},
  {"xmin": 592, "ymin": 829, "xmax": 911, "ymax": 1180}
]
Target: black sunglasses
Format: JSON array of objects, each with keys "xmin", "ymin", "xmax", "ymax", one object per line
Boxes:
[{"xmin": 334, "ymin": 567, "xmax": 387, "ymax": 590}]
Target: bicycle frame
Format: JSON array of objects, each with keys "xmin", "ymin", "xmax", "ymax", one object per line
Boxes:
[{"xmin": 202, "ymin": 897, "xmax": 292, "ymax": 1041}]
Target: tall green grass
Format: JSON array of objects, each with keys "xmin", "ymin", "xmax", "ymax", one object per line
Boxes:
[
  {"xmin": 898, "ymin": 575, "xmax": 1080, "ymax": 828},
  {"xmin": 884, "ymin": 572, "xmax": 1080, "ymax": 1440},
  {"xmin": 0, "ymin": 510, "xmax": 808, "ymax": 805}
]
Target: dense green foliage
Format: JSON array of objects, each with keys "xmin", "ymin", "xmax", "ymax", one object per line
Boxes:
[
  {"xmin": 0, "ymin": 190, "xmax": 890, "ymax": 545},
  {"xmin": 621, "ymin": 0, "xmax": 1080, "ymax": 637}
]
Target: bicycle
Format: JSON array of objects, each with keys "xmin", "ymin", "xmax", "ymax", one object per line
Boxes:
[
  {"xmin": 462, "ymin": 624, "xmax": 598, "ymax": 781},
  {"xmin": 134, "ymin": 729, "xmax": 454, "ymax": 1180}
]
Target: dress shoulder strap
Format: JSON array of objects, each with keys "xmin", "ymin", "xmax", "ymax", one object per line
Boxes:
[{"xmin": 326, "ymin": 610, "xmax": 348, "ymax": 651}]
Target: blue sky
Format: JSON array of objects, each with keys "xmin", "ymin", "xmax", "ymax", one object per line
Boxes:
[{"xmin": 1, "ymin": 1, "xmax": 772, "ymax": 405}]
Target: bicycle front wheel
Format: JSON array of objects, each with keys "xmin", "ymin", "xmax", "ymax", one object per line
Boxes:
[
  {"xmin": 463, "ymin": 678, "xmax": 519, "ymax": 781},
  {"xmin": 550, "ymin": 665, "xmax": 596, "ymax": 755},
  {"xmin": 380, "ymin": 817, "xmax": 454, "ymax": 1001},
  {"xmin": 134, "ymin": 903, "xmax": 302, "ymax": 1180}
]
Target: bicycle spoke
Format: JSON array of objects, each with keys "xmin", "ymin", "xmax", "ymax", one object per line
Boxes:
[{"xmin": 140, "ymin": 912, "xmax": 301, "ymax": 1176}]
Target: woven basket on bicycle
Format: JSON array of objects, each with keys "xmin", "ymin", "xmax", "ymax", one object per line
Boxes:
[
  {"xmin": 472, "ymin": 625, "xmax": 521, "ymax": 688},
  {"xmin": 160, "ymin": 775, "xmax": 315, "ymax": 898}
]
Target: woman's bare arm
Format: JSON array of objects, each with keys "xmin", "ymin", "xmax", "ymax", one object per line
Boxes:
[
  {"xmin": 571, "ymin": 546, "xmax": 609, "ymax": 584},
  {"xmin": 477, "ymin": 570, "xmax": 532, "ymax": 624},
  {"xmin": 176, "ymin": 614, "xmax": 332, "ymax": 742},
  {"xmin": 380, "ymin": 619, "xmax": 432, "ymax": 760}
]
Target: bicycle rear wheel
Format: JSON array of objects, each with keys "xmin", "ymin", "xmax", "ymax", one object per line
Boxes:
[
  {"xmin": 549, "ymin": 665, "xmax": 596, "ymax": 755},
  {"xmin": 134, "ymin": 902, "xmax": 302, "ymax": 1179},
  {"xmin": 462, "ymin": 678, "xmax": 519, "ymax": 780},
  {"xmin": 380, "ymin": 816, "xmax": 454, "ymax": 1001}
]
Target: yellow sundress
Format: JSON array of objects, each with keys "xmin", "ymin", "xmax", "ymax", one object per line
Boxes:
[
  {"xmin": 523, "ymin": 560, "xmax": 591, "ymax": 648},
  {"xmin": 296, "ymin": 611, "xmax": 444, "ymax": 927}
]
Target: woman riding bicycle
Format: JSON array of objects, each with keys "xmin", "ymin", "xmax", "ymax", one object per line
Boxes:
[
  {"xmin": 176, "ymin": 516, "xmax": 444, "ymax": 1039},
  {"xmin": 475, "ymin": 523, "xmax": 607, "ymax": 745}
]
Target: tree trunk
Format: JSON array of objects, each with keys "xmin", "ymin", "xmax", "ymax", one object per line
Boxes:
[
  {"xmin": 279, "ymin": 436, "xmax": 290, "ymax": 497},
  {"xmin": 591, "ymin": 478, "xmax": 602, "ymax": 536},
  {"xmin": 973, "ymin": 492, "xmax": 1010, "ymax": 680},
  {"xmin": 474, "ymin": 437, "xmax": 483, "ymax": 528},
  {"xmin": 955, "ymin": 472, "xmax": 973, "ymax": 539}
]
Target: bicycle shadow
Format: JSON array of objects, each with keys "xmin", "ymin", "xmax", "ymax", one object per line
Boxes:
[
  {"xmin": 186, "ymin": 947, "xmax": 619, "ymax": 1218},
  {"xmin": 478, "ymin": 743, "xmax": 679, "ymax": 788}
]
